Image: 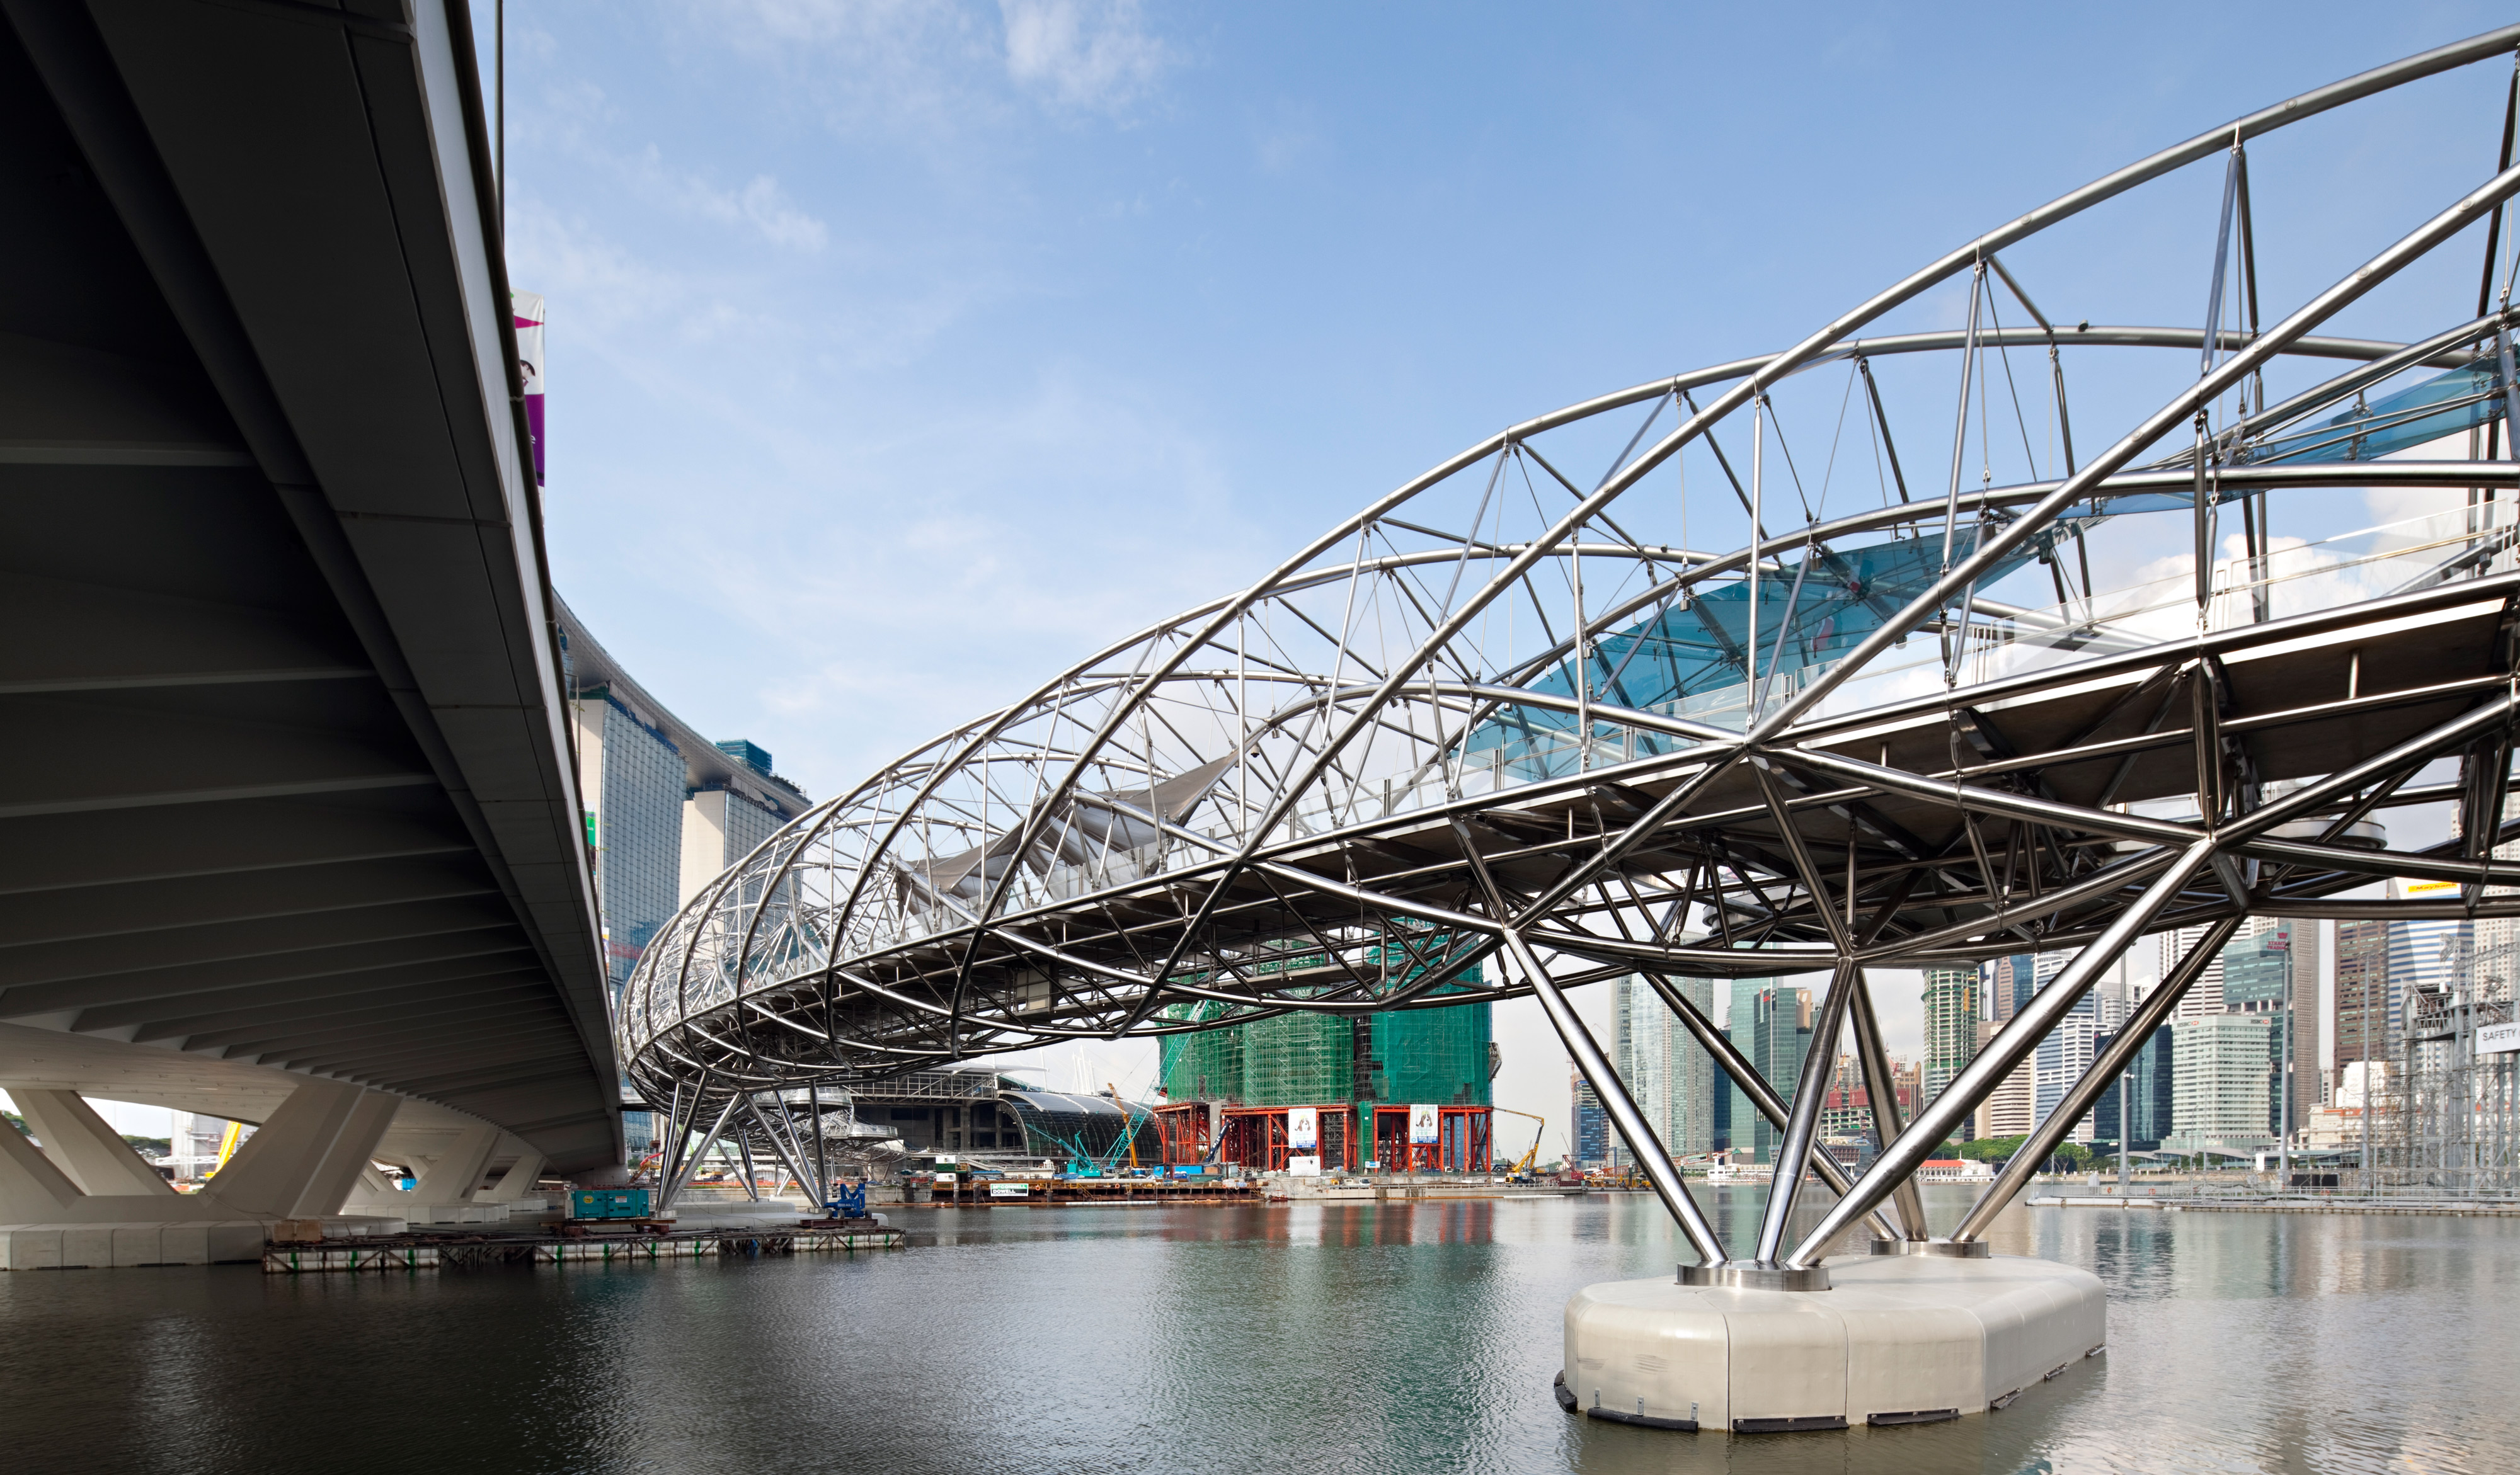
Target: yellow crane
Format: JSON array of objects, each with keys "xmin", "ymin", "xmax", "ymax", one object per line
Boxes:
[
  {"xmin": 1491, "ymin": 1107, "xmax": 1546, "ymax": 1176},
  {"xmin": 1108, "ymin": 1083, "xmax": 1141, "ymax": 1173}
]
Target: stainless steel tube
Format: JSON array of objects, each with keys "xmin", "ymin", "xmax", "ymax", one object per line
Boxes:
[
  {"xmin": 1950, "ymin": 914, "xmax": 2243, "ymax": 1241},
  {"xmin": 1639, "ymin": 971, "xmax": 1904, "ymax": 1242},
  {"xmin": 1754, "ymin": 959, "xmax": 1863, "ymax": 1263},
  {"xmin": 1787, "ymin": 838, "xmax": 2219, "ymax": 1264},
  {"xmin": 1502, "ymin": 928, "xmax": 1727, "ymax": 1265}
]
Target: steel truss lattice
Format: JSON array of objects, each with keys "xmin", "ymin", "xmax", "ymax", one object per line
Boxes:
[{"xmin": 629, "ymin": 29, "xmax": 2520, "ymax": 1259}]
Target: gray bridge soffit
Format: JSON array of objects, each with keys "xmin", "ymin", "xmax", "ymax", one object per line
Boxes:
[{"xmin": 0, "ymin": 0, "xmax": 619, "ymax": 1171}]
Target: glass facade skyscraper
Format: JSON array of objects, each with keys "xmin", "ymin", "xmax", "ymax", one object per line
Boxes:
[
  {"xmin": 1609, "ymin": 974, "xmax": 1675, "ymax": 1168},
  {"xmin": 1725, "ymin": 980, "xmax": 1807, "ymax": 1163},
  {"xmin": 2091, "ymin": 1022, "xmax": 2174, "ymax": 1149},
  {"xmin": 1608, "ymin": 974, "xmax": 1714, "ymax": 1161},
  {"xmin": 1920, "ymin": 964, "xmax": 1981, "ymax": 1110},
  {"xmin": 1571, "ymin": 1069, "xmax": 1608, "ymax": 1169},
  {"xmin": 1987, "ymin": 954, "xmax": 2037, "ymax": 1022}
]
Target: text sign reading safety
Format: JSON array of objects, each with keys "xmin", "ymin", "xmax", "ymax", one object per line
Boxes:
[{"xmin": 2480, "ymin": 1022, "xmax": 2520, "ymax": 1056}]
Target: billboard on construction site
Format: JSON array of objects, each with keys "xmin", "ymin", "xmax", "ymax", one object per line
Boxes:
[{"xmin": 1287, "ymin": 1107, "xmax": 1318, "ymax": 1151}]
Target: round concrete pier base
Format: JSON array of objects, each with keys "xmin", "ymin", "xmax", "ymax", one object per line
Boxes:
[
  {"xmin": 1562, "ymin": 1253, "xmax": 2105, "ymax": 1434},
  {"xmin": 1676, "ymin": 1260, "xmax": 1832, "ymax": 1291},
  {"xmin": 1862, "ymin": 1236, "xmax": 1992, "ymax": 1258}
]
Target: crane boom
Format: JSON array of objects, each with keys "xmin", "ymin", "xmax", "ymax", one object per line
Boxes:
[{"xmin": 1489, "ymin": 1107, "xmax": 1546, "ymax": 1176}]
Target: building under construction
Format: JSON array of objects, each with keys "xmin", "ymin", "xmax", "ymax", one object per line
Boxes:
[{"xmin": 1155, "ymin": 947, "xmax": 1496, "ymax": 1174}]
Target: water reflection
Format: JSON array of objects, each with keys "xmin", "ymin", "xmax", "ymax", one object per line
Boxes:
[{"xmin": 0, "ymin": 1187, "xmax": 2510, "ymax": 1474}]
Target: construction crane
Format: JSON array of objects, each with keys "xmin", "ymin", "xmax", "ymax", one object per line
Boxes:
[
  {"xmin": 1491, "ymin": 1107, "xmax": 1545, "ymax": 1178},
  {"xmin": 1108, "ymin": 1083, "xmax": 1142, "ymax": 1173}
]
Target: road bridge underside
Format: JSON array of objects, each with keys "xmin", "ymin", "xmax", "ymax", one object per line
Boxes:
[{"xmin": 0, "ymin": 0, "xmax": 619, "ymax": 1235}]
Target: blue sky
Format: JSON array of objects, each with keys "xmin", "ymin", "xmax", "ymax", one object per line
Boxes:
[{"xmin": 477, "ymin": 2, "xmax": 2511, "ymax": 1143}]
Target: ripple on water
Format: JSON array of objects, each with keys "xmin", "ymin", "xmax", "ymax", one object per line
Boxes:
[{"xmin": 0, "ymin": 1187, "xmax": 2511, "ymax": 1475}]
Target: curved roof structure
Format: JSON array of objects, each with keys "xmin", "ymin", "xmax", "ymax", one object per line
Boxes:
[{"xmin": 628, "ymin": 28, "xmax": 2520, "ymax": 1251}]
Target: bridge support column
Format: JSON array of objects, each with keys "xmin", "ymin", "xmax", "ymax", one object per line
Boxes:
[
  {"xmin": 410, "ymin": 1123, "xmax": 500, "ymax": 1205},
  {"xmin": 14, "ymin": 1090, "xmax": 176, "ymax": 1197},
  {"xmin": 203, "ymin": 1080, "xmax": 398, "ymax": 1219},
  {"xmin": 476, "ymin": 1141, "xmax": 546, "ymax": 1202},
  {"xmin": 0, "ymin": 1108, "xmax": 85, "ymax": 1221}
]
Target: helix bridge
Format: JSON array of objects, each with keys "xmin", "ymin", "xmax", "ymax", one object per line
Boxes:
[{"xmin": 619, "ymin": 25, "xmax": 2520, "ymax": 1432}]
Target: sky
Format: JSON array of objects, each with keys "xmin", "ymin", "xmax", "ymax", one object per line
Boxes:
[{"xmin": 457, "ymin": 0, "xmax": 2520, "ymax": 1155}]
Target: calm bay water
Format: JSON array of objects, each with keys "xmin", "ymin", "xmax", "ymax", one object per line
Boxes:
[{"xmin": 1, "ymin": 1187, "xmax": 2512, "ymax": 1474}]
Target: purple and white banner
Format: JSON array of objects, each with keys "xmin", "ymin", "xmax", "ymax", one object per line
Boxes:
[
  {"xmin": 1286, "ymin": 1107, "xmax": 1318, "ymax": 1152},
  {"xmin": 513, "ymin": 290, "xmax": 546, "ymax": 486}
]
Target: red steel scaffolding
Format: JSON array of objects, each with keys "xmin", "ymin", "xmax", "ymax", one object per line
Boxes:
[
  {"xmin": 1213, "ymin": 1104, "xmax": 1356, "ymax": 1171},
  {"xmin": 1370, "ymin": 1105, "xmax": 1492, "ymax": 1173}
]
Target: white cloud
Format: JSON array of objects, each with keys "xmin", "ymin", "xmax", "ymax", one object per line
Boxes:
[
  {"xmin": 997, "ymin": 0, "xmax": 1172, "ymax": 113},
  {"xmin": 629, "ymin": 150, "xmax": 829, "ymax": 251},
  {"xmin": 524, "ymin": 77, "xmax": 830, "ymax": 253}
]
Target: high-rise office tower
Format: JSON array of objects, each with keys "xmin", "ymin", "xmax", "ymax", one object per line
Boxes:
[
  {"xmin": 2160, "ymin": 922, "xmax": 2233, "ymax": 1018},
  {"xmin": 1987, "ymin": 954, "xmax": 2038, "ymax": 1022},
  {"xmin": 1920, "ymin": 964, "xmax": 1982, "ymax": 1108},
  {"xmin": 2167, "ymin": 1012, "xmax": 2279, "ymax": 1155},
  {"xmin": 2091, "ymin": 1021, "xmax": 2174, "ymax": 1150},
  {"xmin": 1726, "ymin": 982, "xmax": 1810, "ymax": 1163},
  {"xmin": 1571, "ymin": 1069, "xmax": 1609, "ymax": 1169},
  {"xmin": 2389, "ymin": 879, "xmax": 2471, "ymax": 1019},
  {"xmin": 1632, "ymin": 974, "xmax": 1717, "ymax": 1155},
  {"xmin": 2032, "ymin": 1009, "xmax": 2100, "ymax": 1143},
  {"xmin": 1980, "ymin": 1022, "xmax": 2037, "ymax": 1141},
  {"xmin": 1979, "ymin": 948, "xmax": 2090, "ymax": 1141},
  {"xmin": 1610, "ymin": 975, "xmax": 1674, "ymax": 1168},
  {"xmin": 1726, "ymin": 976, "xmax": 1765, "ymax": 1155},
  {"xmin": 2221, "ymin": 922, "xmax": 2317, "ymax": 1133},
  {"xmin": 2334, "ymin": 916, "xmax": 2391, "ymax": 1067}
]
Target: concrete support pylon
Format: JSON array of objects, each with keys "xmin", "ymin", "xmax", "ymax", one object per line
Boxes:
[
  {"xmin": 14, "ymin": 1091, "xmax": 176, "ymax": 1197},
  {"xmin": 0, "ymin": 1112, "xmax": 84, "ymax": 1221},
  {"xmin": 411, "ymin": 1123, "xmax": 500, "ymax": 1204},
  {"xmin": 202, "ymin": 1080, "xmax": 399, "ymax": 1219},
  {"xmin": 474, "ymin": 1139, "xmax": 546, "ymax": 1202}
]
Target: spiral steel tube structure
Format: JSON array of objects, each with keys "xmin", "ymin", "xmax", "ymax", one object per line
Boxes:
[{"xmin": 627, "ymin": 29, "xmax": 2520, "ymax": 1262}]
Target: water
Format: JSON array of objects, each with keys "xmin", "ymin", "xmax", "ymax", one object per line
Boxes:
[{"xmin": 2, "ymin": 1187, "xmax": 2513, "ymax": 1474}]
